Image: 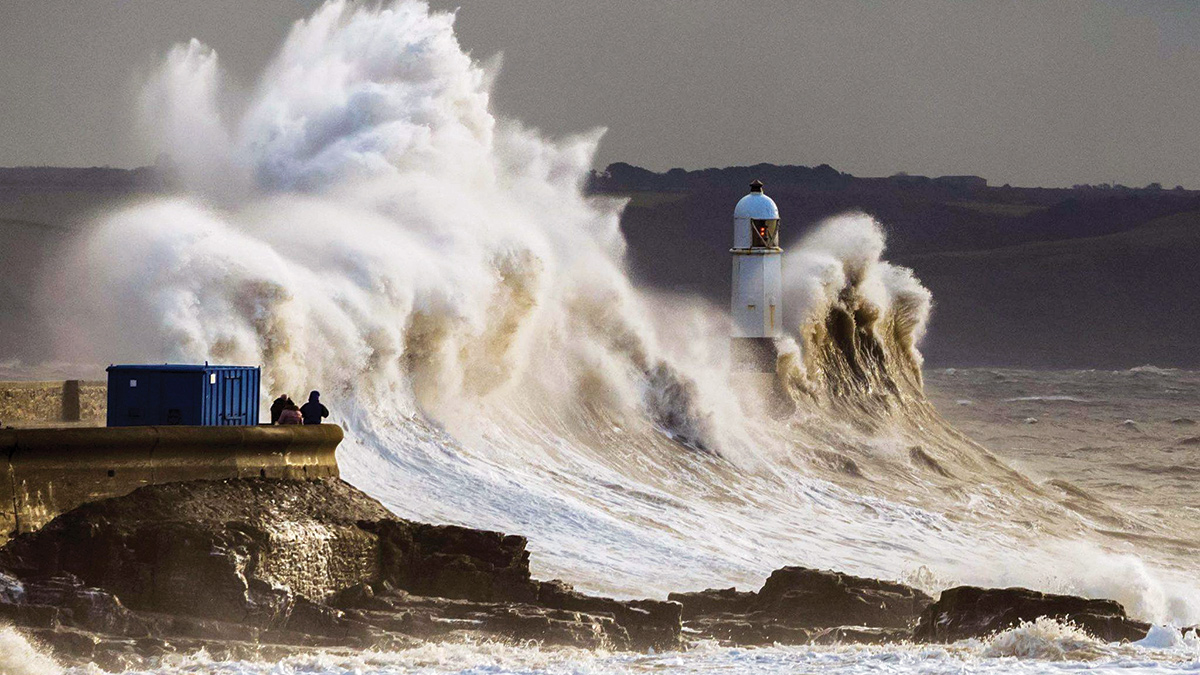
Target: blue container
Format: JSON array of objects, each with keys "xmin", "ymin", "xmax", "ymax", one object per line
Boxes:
[{"xmin": 106, "ymin": 364, "xmax": 261, "ymax": 427}]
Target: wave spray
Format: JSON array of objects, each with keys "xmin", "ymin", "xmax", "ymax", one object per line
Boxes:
[{"xmin": 43, "ymin": 0, "xmax": 1199, "ymax": 626}]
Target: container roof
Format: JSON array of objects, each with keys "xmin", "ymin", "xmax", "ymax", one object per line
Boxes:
[{"xmin": 106, "ymin": 364, "xmax": 258, "ymax": 372}]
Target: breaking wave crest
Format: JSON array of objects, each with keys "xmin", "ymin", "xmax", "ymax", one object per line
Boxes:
[
  {"xmin": 39, "ymin": 0, "xmax": 1200, "ymax": 638},
  {"xmin": 0, "ymin": 626, "xmax": 62, "ymax": 675},
  {"xmin": 978, "ymin": 618, "xmax": 1200, "ymax": 661},
  {"xmin": 980, "ymin": 618, "xmax": 1111, "ymax": 661},
  {"xmin": 52, "ymin": 0, "xmax": 724, "ymax": 454},
  {"xmin": 778, "ymin": 213, "xmax": 931, "ymax": 406}
]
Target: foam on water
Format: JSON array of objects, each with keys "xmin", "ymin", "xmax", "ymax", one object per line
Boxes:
[
  {"xmin": 980, "ymin": 618, "xmax": 1112, "ymax": 660},
  {"xmin": 1135, "ymin": 625, "xmax": 1200, "ymax": 650},
  {"xmin": 53, "ymin": 629, "xmax": 1200, "ymax": 675},
  {"xmin": 0, "ymin": 626, "xmax": 64, "ymax": 675}
]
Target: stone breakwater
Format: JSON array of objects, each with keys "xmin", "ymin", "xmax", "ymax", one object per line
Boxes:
[{"xmin": 0, "ymin": 478, "xmax": 1181, "ymax": 669}]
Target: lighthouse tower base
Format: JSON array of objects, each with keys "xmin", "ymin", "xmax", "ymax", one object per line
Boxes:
[{"xmin": 730, "ymin": 337, "xmax": 779, "ymax": 373}]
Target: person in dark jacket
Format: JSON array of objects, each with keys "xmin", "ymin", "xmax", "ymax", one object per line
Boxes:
[
  {"xmin": 300, "ymin": 391, "xmax": 329, "ymax": 425},
  {"xmin": 270, "ymin": 394, "xmax": 293, "ymax": 424}
]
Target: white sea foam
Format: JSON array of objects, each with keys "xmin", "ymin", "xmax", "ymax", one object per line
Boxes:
[
  {"xmin": 54, "ymin": 636, "xmax": 1200, "ymax": 675},
  {"xmin": 1128, "ymin": 366, "xmax": 1180, "ymax": 376},
  {"xmin": 980, "ymin": 618, "xmax": 1110, "ymax": 660},
  {"xmin": 0, "ymin": 626, "xmax": 62, "ymax": 675},
  {"xmin": 1134, "ymin": 624, "xmax": 1199, "ymax": 649}
]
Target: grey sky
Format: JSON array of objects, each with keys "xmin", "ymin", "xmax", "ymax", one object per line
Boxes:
[{"xmin": 1, "ymin": 0, "xmax": 1197, "ymax": 187}]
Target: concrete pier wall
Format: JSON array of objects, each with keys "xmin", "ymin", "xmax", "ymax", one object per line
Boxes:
[{"xmin": 0, "ymin": 424, "xmax": 341, "ymax": 540}]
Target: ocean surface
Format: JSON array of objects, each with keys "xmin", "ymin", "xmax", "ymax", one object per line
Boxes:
[
  {"xmin": 2, "ymin": 368, "xmax": 1189, "ymax": 675},
  {"xmin": 926, "ymin": 367, "xmax": 1200, "ymax": 540},
  {"xmin": 44, "ymin": 636, "xmax": 1200, "ymax": 675},
  {"xmin": 12, "ymin": 611, "xmax": 1200, "ymax": 675}
]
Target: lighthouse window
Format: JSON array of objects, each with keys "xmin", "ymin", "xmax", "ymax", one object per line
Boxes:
[{"xmin": 751, "ymin": 219, "xmax": 779, "ymax": 248}]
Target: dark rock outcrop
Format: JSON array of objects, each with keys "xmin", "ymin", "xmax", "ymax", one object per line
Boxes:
[
  {"xmin": 538, "ymin": 579, "xmax": 682, "ymax": 651},
  {"xmin": 0, "ymin": 476, "xmax": 1173, "ymax": 665},
  {"xmin": 334, "ymin": 585, "xmax": 628, "ymax": 649},
  {"xmin": 668, "ymin": 566, "xmax": 932, "ymax": 645},
  {"xmin": 0, "ymin": 479, "xmax": 392, "ymax": 624},
  {"xmin": 913, "ymin": 586, "xmax": 1151, "ymax": 643},
  {"xmin": 0, "ymin": 478, "xmax": 681, "ymax": 666},
  {"xmin": 363, "ymin": 519, "xmax": 538, "ymax": 604},
  {"xmin": 756, "ymin": 567, "xmax": 932, "ymax": 628}
]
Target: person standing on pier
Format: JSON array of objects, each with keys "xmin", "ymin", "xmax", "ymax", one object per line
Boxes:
[
  {"xmin": 270, "ymin": 394, "xmax": 293, "ymax": 424},
  {"xmin": 301, "ymin": 391, "xmax": 329, "ymax": 425}
]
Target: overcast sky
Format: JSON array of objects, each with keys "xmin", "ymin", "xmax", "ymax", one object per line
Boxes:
[{"xmin": 1, "ymin": 0, "xmax": 1197, "ymax": 187}]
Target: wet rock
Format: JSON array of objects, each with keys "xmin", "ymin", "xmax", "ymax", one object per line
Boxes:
[
  {"xmin": 345, "ymin": 588, "xmax": 628, "ymax": 648},
  {"xmin": 668, "ymin": 587, "xmax": 756, "ymax": 619},
  {"xmin": 0, "ymin": 478, "xmax": 681, "ymax": 659},
  {"xmin": 682, "ymin": 617, "xmax": 812, "ymax": 645},
  {"xmin": 538, "ymin": 579, "xmax": 682, "ymax": 650},
  {"xmin": 669, "ymin": 567, "xmax": 931, "ymax": 646},
  {"xmin": 25, "ymin": 627, "xmax": 99, "ymax": 660},
  {"xmin": 159, "ymin": 614, "xmax": 264, "ymax": 642},
  {"xmin": 331, "ymin": 581, "xmax": 376, "ymax": 608},
  {"xmin": 0, "ymin": 601, "xmax": 61, "ymax": 628},
  {"xmin": 810, "ymin": 625, "xmax": 910, "ymax": 645},
  {"xmin": 7, "ymin": 574, "xmax": 148, "ymax": 636},
  {"xmin": 756, "ymin": 567, "xmax": 932, "ymax": 628},
  {"xmin": 0, "ymin": 479, "xmax": 391, "ymax": 625},
  {"xmin": 0, "ymin": 571, "xmax": 24, "ymax": 603},
  {"xmin": 913, "ymin": 586, "xmax": 1151, "ymax": 643},
  {"xmin": 282, "ymin": 596, "xmax": 354, "ymax": 638},
  {"xmin": 364, "ymin": 519, "xmax": 538, "ymax": 603}
]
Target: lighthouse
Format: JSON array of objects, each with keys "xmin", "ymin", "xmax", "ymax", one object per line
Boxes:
[{"xmin": 731, "ymin": 180, "xmax": 782, "ymax": 371}]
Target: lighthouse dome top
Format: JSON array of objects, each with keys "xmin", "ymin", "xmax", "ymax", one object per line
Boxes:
[{"xmin": 733, "ymin": 180, "xmax": 779, "ymax": 219}]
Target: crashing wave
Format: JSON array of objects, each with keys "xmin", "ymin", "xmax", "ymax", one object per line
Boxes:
[
  {"xmin": 36, "ymin": 0, "xmax": 1200, "ymax": 626},
  {"xmin": 979, "ymin": 618, "xmax": 1109, "ymax": 660},
  {"xmin": 0, "ymin": 626, "xmax": 62, "ymax": 675}
]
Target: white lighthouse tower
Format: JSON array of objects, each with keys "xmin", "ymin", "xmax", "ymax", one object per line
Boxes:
[{"xmin": 731, "ymin": 180, "xmax": 782, "ymax": 371}]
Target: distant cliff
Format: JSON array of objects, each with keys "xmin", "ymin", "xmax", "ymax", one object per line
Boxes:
[{"xmin": 0, "ymin": 166, "xmax": 161, "ymax": 190}]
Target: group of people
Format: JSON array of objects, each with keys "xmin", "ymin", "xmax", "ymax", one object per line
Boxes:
[{"xmin": 270, "ymin": 391, "xmax": 329, "ymax": 425}]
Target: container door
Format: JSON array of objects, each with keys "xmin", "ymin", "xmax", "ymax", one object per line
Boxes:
[
  {"xmin": 203, "ymin": 371, "xmax": 217, "ymax": 424},
  {"xmin": 108, "ymin": 370, "xmax": 148, "ymax": 427},
  {"xmin": 160, "ymin": 372, "xmax": 200, "ymax": 425},
  {"xmin": 221, "ymin": 371, "xmax": 247, "ymax": 426}
]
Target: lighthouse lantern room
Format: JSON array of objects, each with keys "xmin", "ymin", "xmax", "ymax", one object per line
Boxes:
[{"xmin": 731, "ymin": 180, "xmax": 782, "ymax": 371}]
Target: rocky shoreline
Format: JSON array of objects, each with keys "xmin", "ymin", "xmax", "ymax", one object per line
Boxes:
[{"xmin": 0, "ymin": 478, "xmax": 1179, "ymax": 669}]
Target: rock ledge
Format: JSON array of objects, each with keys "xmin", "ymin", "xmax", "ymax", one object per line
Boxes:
[{"xmin": 0, "ymin": 478, "xmax": 680, "ymax": 668}]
